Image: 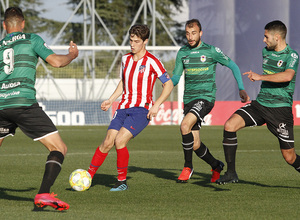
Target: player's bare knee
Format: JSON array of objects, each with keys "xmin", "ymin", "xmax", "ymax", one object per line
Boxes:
[
  {"xmin": 102, "ymin": 139, "xmax": 114, "ymax": 152},
  {"xmin": 224, "ymin": 120, "xmax": 237, "ymax": 132},
  {"xmin": 114, "ymin": 137, "xmax": 126, "ymax": 149},
  {"xmin": 282, "ymin": 149, "xmax": 296, "ymax": 165},
  {"xmin": 180, "ymin": 122, "xmax": 190, "ymax": 134}
]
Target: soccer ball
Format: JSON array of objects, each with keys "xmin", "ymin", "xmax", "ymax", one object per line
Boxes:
[{"xmin": 69, "ymin": 169, "xmax": 92, "ymax": 191}]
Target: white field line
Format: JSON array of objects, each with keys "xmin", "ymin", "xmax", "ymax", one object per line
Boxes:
[{"xmin": 0, "ymin": 149, "xmax": 277, "ymax": 157}]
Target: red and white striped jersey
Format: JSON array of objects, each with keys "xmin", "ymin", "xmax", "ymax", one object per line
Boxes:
[{"xmin": 117, "ymin": 51, "xmax": 167, "ymax": 110}]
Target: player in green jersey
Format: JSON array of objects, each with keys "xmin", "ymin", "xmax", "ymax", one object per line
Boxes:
[
  {"xmin": 171, "ymin": 19, "xmax": 249, "ymax": 183},
  {"xmin": 216, "ymin": 20, "xmax": 300, "ymax": 184},
  {"xmin": 0, "ymin": 7, "xmax": 78, "ymax": 210}
]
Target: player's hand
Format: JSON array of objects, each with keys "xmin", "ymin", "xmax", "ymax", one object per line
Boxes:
[
  {"xmin": 147, "ymin": 105, "xmax": 159, "ymax": 121},
  {"xmin": 243, "ymin": 70, "xmax": 261, "ymax": 82},
  {"xmin": 239, "ymin": 90, "xmax": 250, "ymax": 103},
  {"xmin": 101, "ymin": 100, "xmax": 112, "ymax": 111},
  {"xmin": 69, "ymin": 41, "xmax": 79, "ymax": 59}
]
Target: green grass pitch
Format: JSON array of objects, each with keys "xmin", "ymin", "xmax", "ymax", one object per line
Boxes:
[{"xmin": 0, "ymin": 125, "xmax": 300, "ymax": 219}]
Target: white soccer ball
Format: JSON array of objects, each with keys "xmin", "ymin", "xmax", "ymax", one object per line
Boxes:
[{"xmin": 69, "ymin": 169, "xmax": 92, "ymax": 191}]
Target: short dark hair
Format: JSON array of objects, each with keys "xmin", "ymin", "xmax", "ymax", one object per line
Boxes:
[
  {"xmin": 265, "ymin": 20, "xmax": 287, "ymax": 39},
  {"xmin": 129, "ymin": 24, "xmax": 150, "ymax": 41},
  {"xmin": 185, "ymin": 19, "xmax": 202, "ymax": 31},
  {"xmin": 4, "ymin": 7, "xmax": 24, "ymax": 27}
]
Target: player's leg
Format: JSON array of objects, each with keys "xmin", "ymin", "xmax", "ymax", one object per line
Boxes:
[
  {"xmin": 193, "ymin": 131, "xmax": 224, "ymax": 182},
  {"xmin": 110, "ymin": 107, "xmax": 149, "ymax": 191},
  {"xmin": 180, "ymin": 113, "xmax": 197, "ymax": 167},
  {"xmin": 110, "ymin": 128, "xmax": 133, "ymax": 191},
  {"xmin": 13, "ymin": 104, "xmax": 69, "ymax": 210},
  {"xmin": 34, "ymin": 133, "xmax": 69, "ymax": 210},
  {"xmin": 178, "ymin": 99, "xmax": 214, "ymax": 182},
  {"xmin": 88, "ymin": 109, "xmax": 126, "ymax": 178},
  {"xmin": 266, "ymin": 106, "xmax": 300, "ymax": 173},
  {"xmin": 88, "ymin": 129, "xmax": 118, "ymax": 178},
  {"xmin": 177, "ymin": 113, "xmax": 197, "ymax": 182},
  {"xmin": 217, "ymin": 101, "xmax": 264, "ymax": 184},
  {"xmin": 216, "ymin": 113, "xmax": 247, "ymax": 184}
]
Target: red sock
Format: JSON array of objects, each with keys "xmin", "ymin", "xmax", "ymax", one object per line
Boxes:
[
  {"xmin": 117, "ymin": 147, "xmax": 129, "ymax": 181},
  {"xmin": 88, "ymin": 147, "xmax": 108, "ymax": 178}
]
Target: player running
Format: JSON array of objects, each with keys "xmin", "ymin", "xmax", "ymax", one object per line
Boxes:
[
  {"xmin": 87, "ymin": 24, "xmax": 173, "ymax": 191},
  {"xmin": 0, "ymin": 7, "xmax": 78, "ymax": 210},
  {"xmin": 171, "ymin": 19, "xmax": 249, "ymax": 183},
  {"xmin": 217, "ymin": 20, "xmax": 300, "ymax": 184}
]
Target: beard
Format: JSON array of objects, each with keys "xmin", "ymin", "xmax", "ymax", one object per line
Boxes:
[{"xmin": 189, "ymin": 38, "xmax": 201, "ymax": 48}]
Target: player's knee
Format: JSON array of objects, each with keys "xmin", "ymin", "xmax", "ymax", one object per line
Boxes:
[
  {"xmin": 180, "ymin": 121, "xmax": 191, "ymax": 134},
  {"xmin": 102, "ymin": 139, "xmax": 114, "ymax": 152},
  {"xmin": 283, "ymin": 154, "xmax": 295, "ymax": 165},
  {"xmin": 281, "ymin": 149, "xmax": 296, "ymax": 165},
  {"xmin": 114, "ymin": 137, "xmax": 126, "ymax": 149},
  {"xmin": 224, "ymin": 119, "xmax": 238, "ymax": 132}
]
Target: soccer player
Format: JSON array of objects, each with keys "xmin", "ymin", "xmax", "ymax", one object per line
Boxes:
[
  {"xmin": 0, "ymin": 7, "xmax": 79, "ymax": 210},
  {"xmin": 87, "ymin": 24, "xmax": 173, "ymax": 191},
  {"xmin": 172, "ymin": 19, "xmax": 249, "ymax": 183},
  {"xmin": 216, "ymin": 20, "xmax": 300, "ymax": 184}
]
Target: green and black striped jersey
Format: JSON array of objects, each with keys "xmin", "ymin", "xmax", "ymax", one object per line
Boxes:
[
  {"xmin": 257, "ymin": 45, "xmax": 299, "ymax": 107},
  {"xmin": 0, "ymin": 32, "xmax": 54, "ymax": 110},
  {"xmin": 172, "ymin": 41, "xmax": 232, "ymax": 104}
]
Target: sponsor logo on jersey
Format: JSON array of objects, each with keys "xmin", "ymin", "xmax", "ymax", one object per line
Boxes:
[
  {"xmin": 200, "ymin": 55, "xmax": 206, "ymax": 62},
  {"xmin": 1, "ymin": 34, "xmax": 26, "ymax": 46},
  {"xmin": 183, "ymin": 59, "xmax": 189, "ymax": 64},
  {"xmin": 263, "ymin": 59, "xmax": 268, "ymax": 64},
  {"xmin": 271, "ymin": 53, "xmax": 280, "ymax": 57},
  {"xmin": 1, "ymin": 82, "xmax": 20, "ymax": 89},
  {"xmin": 277, "ymin": 60, "xmax": 283, "ymax": 67},
  {"xmin": 215, "ymin": 47, "xmax": 229, "ymax": 60},
  {"xmin": 291, "ymin": 53, "xmax": 298, "ymax": 59},
  {"xmin": 215, "ymin": 47, "xmax": 221, "ymax": 53},
  {"xmin": 0, "ymin": 91, "xmax": 20, "ymax": 98}
]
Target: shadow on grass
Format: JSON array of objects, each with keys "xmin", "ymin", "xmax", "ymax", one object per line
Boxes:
[
  {"xmin": 89, "ymin": 173, "xmax": 124, "ymax": 188},
  {"xmin": 235, "ymin": 179, "xmax": 300, "ymax": 189},
  {"xmin": 129, "ymin": 165, "xmax": 178, "ymax": 181},
  {"xmin": 192, "ymin": 171, "xmax": 300, "ymax": 190},
  {"xmin": 0, "ymin": 187, "xmax": 35, "ymax": 202},
  {"xmin": 127, "ymin": 167, "xmax": 300, "ymax": 191}
]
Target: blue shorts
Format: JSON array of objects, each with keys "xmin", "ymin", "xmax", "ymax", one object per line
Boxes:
[{"xmin": 108, "ymin": 107, "xmax": 150, "ymax": 137}]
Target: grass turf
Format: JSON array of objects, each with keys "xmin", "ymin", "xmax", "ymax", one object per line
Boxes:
[{"xmin": 0, "ymin": 125, "xmax": 300, "ymax": 219}]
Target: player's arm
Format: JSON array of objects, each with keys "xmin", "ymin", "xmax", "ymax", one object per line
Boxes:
[
  {"xmin": 46, "ymin": 41, "xmax": 79, "ymax": 68},
  {"xmin": 171, "ymin": 50, "xmax": 184, "ymax": 86},
  {"xmin": 243, "ymin": 69, "xmax": 295, "ymax": 83},
  {"xmin": 101, "ymin": 80, "xmax": 124, "ymax": 111},
  {"xmin": 227, "ymin": 60, "xmax": 250, "ymax": 103},
  {"xmin": 147, "ymin": 78, "xmax": 173, "ymax": 120}
]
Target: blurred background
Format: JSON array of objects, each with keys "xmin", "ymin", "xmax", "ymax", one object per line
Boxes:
[{"xmin": 1, "ymin": 0, "xmax": 299, "ymax": 125}]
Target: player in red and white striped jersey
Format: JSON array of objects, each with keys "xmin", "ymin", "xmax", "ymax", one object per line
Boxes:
[
  {"xmin": 88, "ymin": 24, "xmax": 173, "ymax": 191},
  {"xmin": 118, "ymin": 50, "xmax": 168, "ymax": 110}
]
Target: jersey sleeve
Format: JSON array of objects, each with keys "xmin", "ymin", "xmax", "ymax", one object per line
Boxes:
[
  {"xmin": 152, "ymin": 57, "xmax": 170, "ymax": 84},
  {"xmin": 171, "ymin": 49, "xmax": 185, "ymax": 86},
  {"xmin": 286, "ymin": 50, "xmax": 299, "ymax": 72},
  {"xmin": 211, "ymin": 46, "xmax": 231, "ymax": 66},
  {"xmin": 31, "ymin": 34, "xmax": 54, "ymax": 61}
]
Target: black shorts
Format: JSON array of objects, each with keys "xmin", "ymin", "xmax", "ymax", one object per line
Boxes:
[
  {"xmin": 0, "ymin": 103, "xmax": 57, "ymax": 141},
  {"xmin": 184, "ymin": 99, "xmax": 214, "ymax": 130},
  {"xmin": 235, "ymin": 100, "xmax": 294, "ymax": 149}
]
